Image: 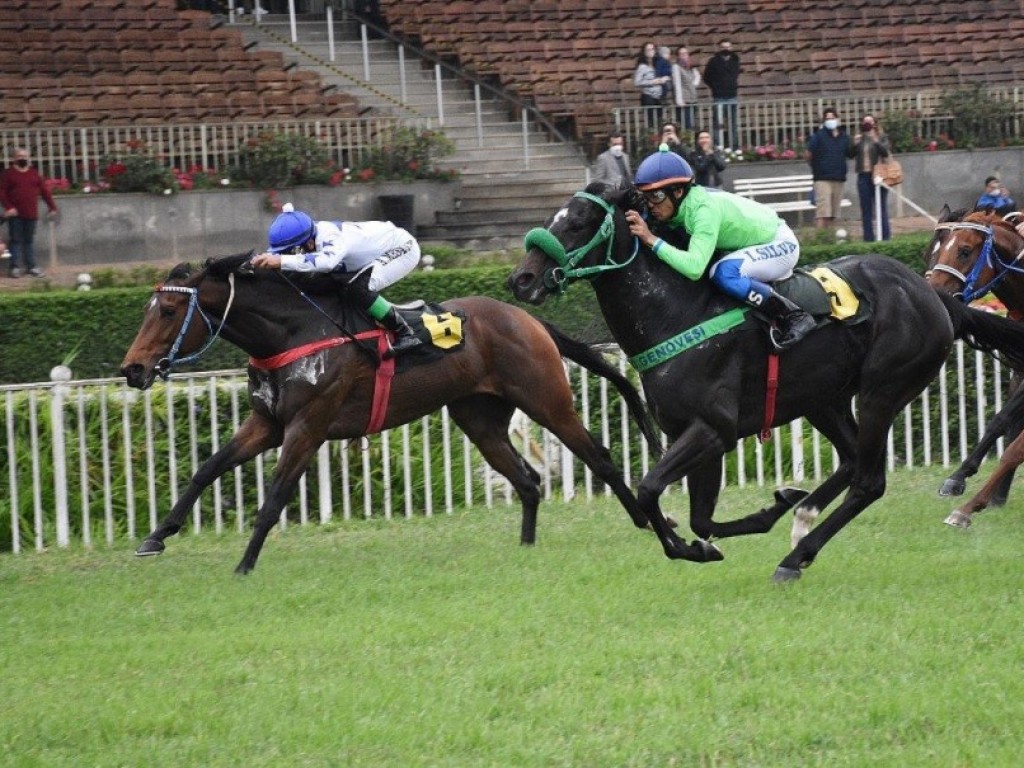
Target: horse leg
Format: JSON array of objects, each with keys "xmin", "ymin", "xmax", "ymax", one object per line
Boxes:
[
  {"xmin": 940, "ymin": 373, "xmax": 1024, "ymax": 497},
  {"xmin": 945, "ymin": 429, "xmax": 1024, "ymax": 528},
  {"xmin": 136, "ymin": 413, "xmax": 283, "ymax": 556},
  {"xmin": 448, "ymin": 396, "xmax": 542, "ymax": 544},
  {"xmin": 773, "ymin": 393, "xmax": 910, "ymax": 582},
  {"xmin": 515, "ymin": 391, "xmax": 651, "ymax": 532},
  {"xmin": 786, "ymin": 406, "xmax": 861, "ymax": 548},
  {"xmin": 989, "ymin": 414, "xmax": 1024, "ymax": 507},
  {"xmin": 634, "ymin": 423, "xmax": 731, "ymax": 563},
  {"xmin": 234, "ymin": 425, "xmax": 326, "ymax": 574}
]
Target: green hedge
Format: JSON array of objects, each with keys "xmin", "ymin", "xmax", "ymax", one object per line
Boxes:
[{"xmin": 0, "ymin": 234, "xmax": 933, "ymax": 384}]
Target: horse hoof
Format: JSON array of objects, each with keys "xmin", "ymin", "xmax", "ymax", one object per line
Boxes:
[
  {"xmin": 944, "ymin": 510, "xmax": 972, "ymax": 529},
  {"xmin": 135, "ymin": 538, "xmax": 165, "ymax": 556},
  {"xmin": 693, "ymin": 538, "xmax": 724, "ymax": 562},
  {"xmin": 938, "ymin": 478, "xmax": 966, "ymax": 497},
  {"xmin": 773, "ymin": 566, "xmax": 802, "ymax": 584}
]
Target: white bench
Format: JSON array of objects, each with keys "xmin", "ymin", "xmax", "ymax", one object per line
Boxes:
[{"xmin": 732, "ymin": 174, "xmax": 851, "ymax": 217}]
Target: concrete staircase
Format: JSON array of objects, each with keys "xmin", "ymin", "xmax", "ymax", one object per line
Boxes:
[{"xmin": 232, "ymin": 14, "xmax": 589, "ymax": 248}]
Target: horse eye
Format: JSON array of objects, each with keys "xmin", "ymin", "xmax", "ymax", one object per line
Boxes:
[{"xmin": 160, "ymin": 306, "xmax": 176, "ymax": 318}]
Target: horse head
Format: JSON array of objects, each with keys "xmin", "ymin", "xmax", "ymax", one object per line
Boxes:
[
  {"xmin": 508, "ymin": 182, "xmax": 640, "ymax": 305},
  {"xmin": 926, "ymin": 210, "xmax": 1023, "ymax": 302},
  {"xmin": 119, "ymin": 256, "xmax": 245, "ymax": 390}
]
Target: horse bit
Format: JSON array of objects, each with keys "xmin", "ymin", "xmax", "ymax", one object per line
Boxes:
[
  {"xmin": 929, "ymin": 220, "xmax": 1024, "ymax": 303},
  {"xmin": 153, "ymin": 273, "xmax": 236, "ymax": 379}
]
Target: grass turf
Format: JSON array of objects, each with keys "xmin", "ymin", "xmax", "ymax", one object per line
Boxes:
[{"xmin": 3, "ymin": 466, "xmax": 1024, "ymax": 767}]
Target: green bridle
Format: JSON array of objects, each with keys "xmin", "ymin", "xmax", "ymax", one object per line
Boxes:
[{"xmin": 522, "ymin": 191, "xmax": 639, "ymax": 293}]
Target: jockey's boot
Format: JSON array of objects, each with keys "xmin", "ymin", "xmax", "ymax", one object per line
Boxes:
[
  {"xmin": 343, "ymin": 269, "xmax": 422, "ymax": 359},
  {"xmin": 759, "ymin": 290, "xmax": 815, "ymax": 351},
  {"xmin": 376, "ymin": 304, "xmax": 422, "ymax": 359}
]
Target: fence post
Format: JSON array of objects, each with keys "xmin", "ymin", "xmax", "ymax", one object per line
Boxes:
[{"xmin": 49, "ymin": 365, "xmax": 72, "ymax": 548}]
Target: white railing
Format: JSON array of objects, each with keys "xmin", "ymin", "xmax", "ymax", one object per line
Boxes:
[
  {"xmin": 0, "ymin": 343, "xmax": 1007, "ymax": 554},
  {"xmin": 0, "ymin": 117, "xmax": 409, "ymax": 186},
  {"xmin": 612, "ymin": 86, "xmax": 1024, "ymax": 153}
]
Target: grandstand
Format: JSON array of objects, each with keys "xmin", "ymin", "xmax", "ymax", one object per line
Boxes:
[
  {"xmin": 379, "ymin": 0, "xmax": 1024, "ymax": 147},
  {"xmin": 0, "ymin": 0, "xmax": 359, "ymax": 126},
  {"xmin": 2, "ymin": 1, "xmax": 1021, "ymax": 247}
]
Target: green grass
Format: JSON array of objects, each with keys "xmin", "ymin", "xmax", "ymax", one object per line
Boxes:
[{"xmin": 3, "ymin": 466, "xmax": 1024, "ymax": 767}]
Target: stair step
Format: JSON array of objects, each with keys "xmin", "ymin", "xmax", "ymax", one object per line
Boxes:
[{"xmin": 235, "ymin": 16, "xmax": 591, "ymax": 245}]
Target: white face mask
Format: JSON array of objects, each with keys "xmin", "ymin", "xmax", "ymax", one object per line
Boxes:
[
  {"xmin": 823, "ymin": 119, "xmax": 839, "ymax": 131},
  {"xmin": 609, "ymin": 145, "xmax": 624, "ymax": 157}
]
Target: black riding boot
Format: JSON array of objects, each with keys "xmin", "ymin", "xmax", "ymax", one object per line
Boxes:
[
  {"xmin": 341, "ymin": 269, "xmax": 422, "ymax": 359},
  {"xmin": 379, "ymin": 307, "xmax": 422, "ymax": 359},
  {"xmin": 759, "ymin": 290, "xmax": 815, "ymax": 351}
]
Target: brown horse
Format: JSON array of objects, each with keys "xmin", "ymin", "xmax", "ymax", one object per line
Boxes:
[
  {"xmin": 926, "ymin": 210, "xmax": 1024, "ymax": 528},
  {"xmin": 924, "ymin": 207, "xmax": 1024, "ymax": 503},
  {"xmin": 120, "ymin": 253, "xmax": 660, "ymax": 574}
]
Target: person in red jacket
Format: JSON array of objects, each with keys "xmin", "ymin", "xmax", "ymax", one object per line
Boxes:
[{"xmin": 0, "ymin": 147, "xmax": 58, "ymax": 278}]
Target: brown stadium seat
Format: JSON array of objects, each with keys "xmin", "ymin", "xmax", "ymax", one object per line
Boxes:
[
  {"xmin": 6, "ymin": 0, "xmax": 362, "ymax": 127},
  {"xmin": 376, "ymin": 0, "xmax": 1024, "ymax": 147}
]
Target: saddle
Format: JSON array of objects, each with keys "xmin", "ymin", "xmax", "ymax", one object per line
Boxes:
[{"xmin": 773, "ymin": 264, "xmax": 870, "ymax": 328}]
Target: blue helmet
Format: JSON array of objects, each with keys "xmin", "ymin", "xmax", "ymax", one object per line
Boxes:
[
  {"xmin": 634, "ymin": 144, "xmax": 694, "ymax": 190},
  {"xmin": 268, "ymin": 209, "xmax": 317, "ymax": 253}
]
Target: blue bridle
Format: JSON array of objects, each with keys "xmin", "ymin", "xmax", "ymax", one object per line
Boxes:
[
  {"xmin": 930, "ymin": 221, "xmax": 1024, "ymax": 303},
  {"xmin": 153, "ymin": 274, "xmax": 235, "ymax": 379},
  {"xmin": 522, "ymin": 191, "xmax": 639, "ymax": 293}
]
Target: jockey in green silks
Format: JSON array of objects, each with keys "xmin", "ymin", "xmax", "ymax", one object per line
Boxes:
[{"xmin": 626, "ymin": 144, "xmax": 815, "ymax": 350}]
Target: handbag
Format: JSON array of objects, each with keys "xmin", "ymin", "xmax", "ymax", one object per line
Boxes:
[{"xmin": 872, "ymin": 155, "xmax": 903, "ymax": 186}]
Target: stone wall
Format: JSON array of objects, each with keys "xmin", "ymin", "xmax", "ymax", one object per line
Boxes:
[{"xmin": 34, "ymin": 180, "xmax": 460, "ymax": 268}]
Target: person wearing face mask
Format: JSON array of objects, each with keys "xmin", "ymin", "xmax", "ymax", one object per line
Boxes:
[
  {"xmin": 0, "ymin": 147, "xmax": 58, "ymax": 278},
  {"xmin": 804, "ymin": 108, "xmax": 852, "ymax": 232},
  {"xmin": 851, "ymin": 114, "xmax": 892, "ymax": 241},
  {"xmin": 593, "ymin": 132, "xmax": 633, "ymax": 188}
]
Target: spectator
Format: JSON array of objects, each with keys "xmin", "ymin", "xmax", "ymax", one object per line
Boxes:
[
  {"xmin": 592, "ymin": 132, "xmax": 633, "ymax": 187},
  {"xmin": 670, "ymin": 46, "xmax": 701, "ymax": 130},
  {"xmin": 975, "ymin": 176, "xmax": 1016, "ymax": 215},
  {"xmin": 0, "ymin": 147, "xmax": 58, "ymax": 278},
  {"xmin": 634, "ymin": 43, "xmax": 669, "ymax": 129},
  {"xmin": 251, "ymin": 204, "xmax": 423, "ymax": 358},
  {"xmin": 656, "ymin": 46, "xmax": 674, "ymax": 104},
  {"xmin": 851, "ymin": 114, "xmax": 891, "ymax": 241},
  {"xmin": 659, "ymin": 121, "xmax": 692, "ymax": 159},
  {"xmin": 703, "ymin": 40, "xmax": 741, "ymax": 149},
  {"xmin": 805, "ymin": 107, "xmax": 852, "ymax": 231},
  {"xmin": 690, "ymin": 129, "xmax": 727, "ymax": 188}
]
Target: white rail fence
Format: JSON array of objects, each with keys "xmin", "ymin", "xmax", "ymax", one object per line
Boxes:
[{"xmin": 0, "ymin": 343, "xmax": 1008, "ymax": 555}]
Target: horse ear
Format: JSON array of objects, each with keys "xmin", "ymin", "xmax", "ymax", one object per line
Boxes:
[
  {"xmin": 622, "ymin": 186, "xmax": 647, "ymax": 214},
  {"xmin": 939, "ymin": 203, "xmax": 952, "ymax": 221}
]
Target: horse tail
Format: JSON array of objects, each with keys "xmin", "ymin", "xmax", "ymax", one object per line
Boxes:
[
  {"xmin": 539, "ymin": 321, "xmax": 664, "ymax": 458},
  {"xmin": 937, "ymin": 291, "xmax": 1024, "ymax": 371}
]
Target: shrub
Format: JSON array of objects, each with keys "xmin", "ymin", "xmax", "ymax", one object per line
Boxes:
[
  {"xmin": 234, "ymin": 130, "xmax": 334, "ymax": 188},
  {"xmin": 99, "ymin": 140, "xmax": 179, "ymax": 194},
  {"xmin": 351, "ymin": 127, "xmax": 457, "ymax": 182},
  {"xmin": 938, "ymin": 84, "xmax": 1017, "ymax": 149}
]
